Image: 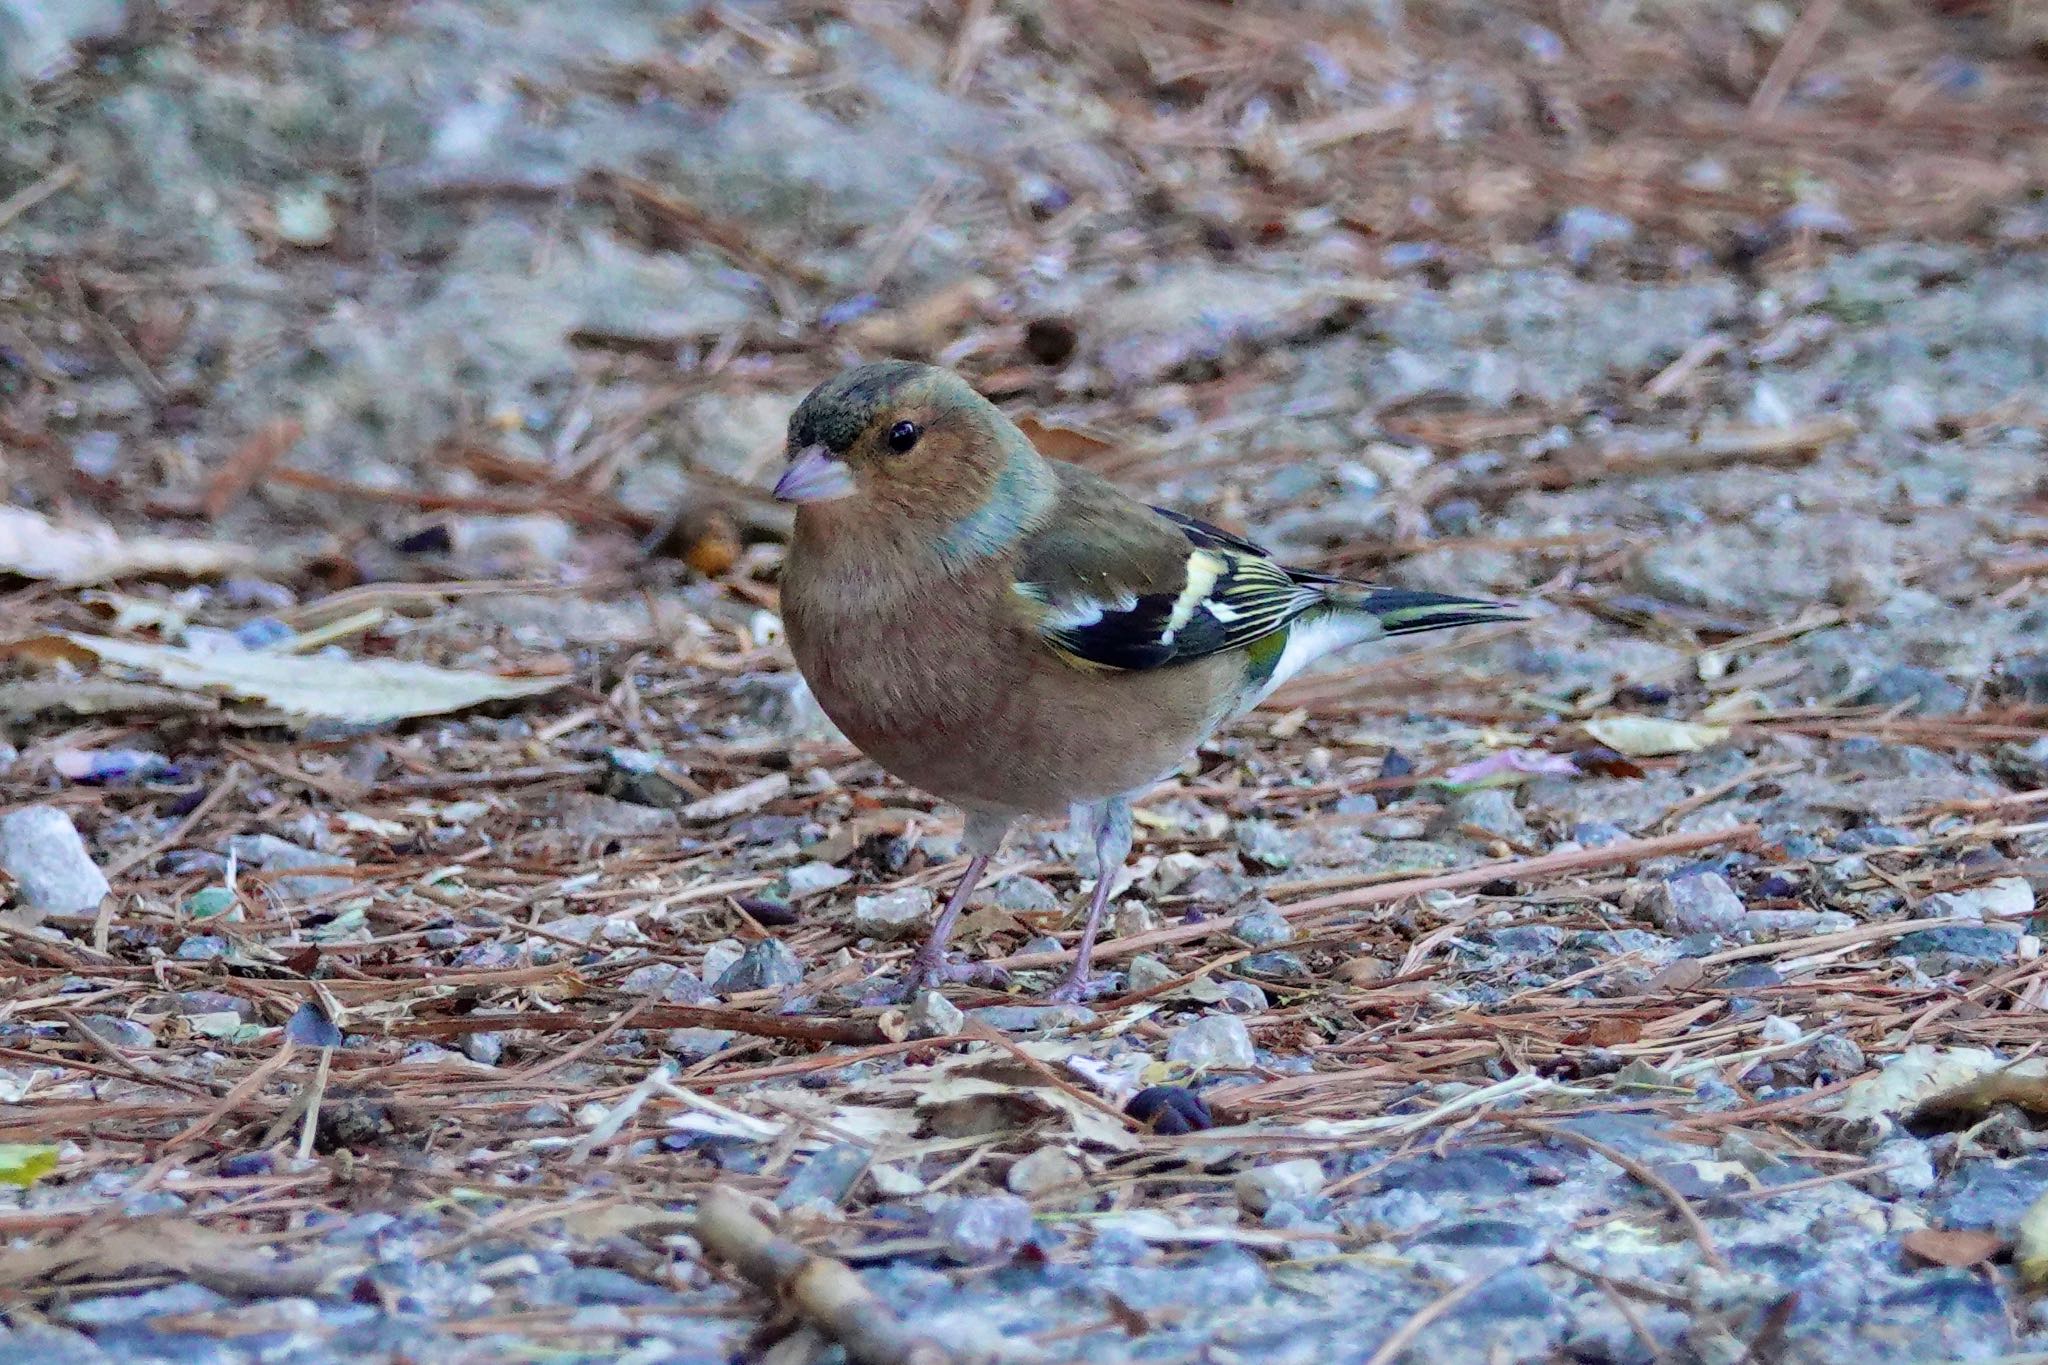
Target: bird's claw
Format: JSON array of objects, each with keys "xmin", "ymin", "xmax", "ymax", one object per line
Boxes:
[
  {"xmin": 1043, "ymin": 971, "xmax": 1111, "ymax": 1005},
  {"xmin": 864, "ymin": 954, "xmax": 1006, "ymax": 1006}
]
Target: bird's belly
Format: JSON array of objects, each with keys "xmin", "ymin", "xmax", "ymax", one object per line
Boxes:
[{"xmin": 792, "ymin": 615, "xmax": 1228, "ymax": 817}]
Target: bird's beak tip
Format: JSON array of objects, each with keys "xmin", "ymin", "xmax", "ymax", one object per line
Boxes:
[{"xmin": 773, "ymin": 445, "xmax": 856, "ymax": 504}]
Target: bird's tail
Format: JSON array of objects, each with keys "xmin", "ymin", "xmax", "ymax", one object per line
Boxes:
[{"xmin": 1313, "ymin": 581, "xmax": 1527, "ymax": 636}]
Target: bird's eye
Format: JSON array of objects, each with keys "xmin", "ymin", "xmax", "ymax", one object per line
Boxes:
[{"xmin": 885, "ymin": 421, "xmax": 922, "ymax": 454}]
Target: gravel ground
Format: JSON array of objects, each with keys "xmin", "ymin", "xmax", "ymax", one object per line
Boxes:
[{"xmin": 3, "ymin": 2, "xmax": 2048, "ymax": 1363}]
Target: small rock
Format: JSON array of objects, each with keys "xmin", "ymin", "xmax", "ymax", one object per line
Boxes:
[
  {"xmin": 664, "ymin": 1028, "xmax": 734, "ymax": 1060},
  {"xmin": 1807, "ymin": 1033, "xmax": 1865, "ymax": 1078},
  {"xmin": 1430, "ymin": 789, "xmax": 1529, "ymax": 842},
  {"xmin": 72, "ymin": 1015, "xmax": 153, "ymax": 1050},
  {"xmin": 1572, "ymin": 821, "xmax": 1629, "ymax": 848},
  {"xmin": 1147, "ymin": 851, "xmax": 1207, "ymax": 895},
  {"xmin": 1926, "ymin": 877, "xmax": 2034, "ymax": 923},
  {"xmin": 1006, "ymin": 1146, "xmax": 1082, "ymax": 1197},
  {"xmin": 1126, "ymin": 955, "xmax": 1176, "ymax": 991},
  {"xmin": 989, "ymin": 876, "xmax": 1059, "ymax": 912},
  {"xmin": 1894, "ymin": 925, "xmax": 2018, "ymax": 969},
  {"xmin": 713, "ymin": 939, "xmax": 804, "ymax": 993},
  {"xmin": 1243, "ymin": 951, "xmax": 1310, "ymax": 979},
  {"xmin": 967, "ymin": 1004, "xmax": 1096, "ymax": 1032},
  {"xmin": 784, "ymin": 862, "xmax": 853, "ymax": 898},
  {"xmin": 1758, "ymin": 1015, "xmax": 1803, "ymax": 1045},
  {"xmin": 1234, "ymin": 1158, "xmax": 1324, "ymax": 1214},
  {"xmin": 59, "ymin": 1281, "xmax": 228, "ymax": 1327},
  {"xmin": 701, "ymin": 939, "xmax": 746, "ymax": 982},
  {"xmin": 1554, "ymin": 205, "xmax": 1635, "ymax": 264},
  {"xmin": 777, "ymin": 1144, "xmax": 869, "ymax": 1210},
  {"xmin": 460, "ymin": 1032, "xmax": 504, "ymax": 1066},
  {"xmin": 907, "ymin": 989, "xmax": 964, "ymax": 1039},
  {"xmin": 933, "ymin": 1194, "xmax": 1034, "ymax": 1263},
  {"xmin": 1110, "ymin": 903, "xmax": 1155, "ymax": 937},
  {"xmin": 620, "ymin": 963, "xmax": 713, "ymax": 1004},
  {"xmin": 1232, "ymin": 907, "xmax": 1294, "ymax": 947},
  {"xmin": 1867, "ymin": 1137, "xmax": 1936, "ymax": 1197},
  {"xmin": 1235, "ymin": 819, "xmax": 1301, "ymax": 870},
  {"xmin": 852, "ymin": 887, "xmax": 933, "ymax": 940},
  {"xmin": 1871, "ymin": 382, "xmax": 1939, "ymax": 435},
  {"xmin": 0, "ymin": 805, "xmax": 109, "ymax": 915},
  {"xmin": 1644, "ymin": 872, "xmax": 1745, "ymax": 936},
  {"xmin": 1167, "ymin": 1014, "xmax": 1255, "ymax": 1071},
  {"xmin": 174, "ymin": 935, "xmax": 228, "ymax": 961},
  {"xmin": 1744, "ymin": 909, "xmax": 1854, "ymax": 935},
  {"xmin": 1851, "ymin": 667, "xmax": 1967, "ymax": 716},
  {"xmin": 554, "ymin": 791, "xmax": 678, "ymax": 839},
  {"xmin": 225, "ymin": 833, "xmax": 354, "ymax": 900}
]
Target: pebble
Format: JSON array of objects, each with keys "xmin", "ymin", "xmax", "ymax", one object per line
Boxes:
[
  {"xmin": 664, "ymin": 1028, "xmax": 734, "ymax": 1060},
  {"xmin": 933, "ymin": 1194, "xmax": 1035, "ymax": 1263},
  {"xmin": 1851, "ymin": 666, "xmax": 1967, "ymax": 716},
  {"xmin": 1166, "ymin": 1014, "xmax": 1255, "ymax": 1071},
  {"xmin": 1126, "ymin": 955, "xmax": 1176, "ymax": 991},
  {"xmin": 967, "ymin": 1004, "xmax": 1096, "ymax": 1032},
  {"xmin": 1925, "ymin": 877, "xmax": 2034, "ymax": 923},
  {"xmin": 907, "ymin": 989, "xmax": 964, "ymax": 1038},
  {"xmin": 1234, "ymin": 819, "xmax": 1300, "ymax": 870},
  {"xmin": 1243, "ymin": 951, "xmax": 1309, "ymax": 979},
  {"xmin": 1234, "ymin": 1159, "xmax": 1324, "ymax": 1214},
  {"xmin": 619, "ymin": 963, "xmax": 713, "ymax": 1004},
  {"xmin": 1006, "ymin": 1146, "xmax": 1082, "ymax": 1197},
  {"xmin": 783, "ymin": 861, "xmax": 853, "ymax": 898},
  {"xmin": 1430, "ymin": 788, "xmax": 1529, "ymax": 842},
  {"xmin": 1231, "ymin": 907, "xmax": 1293, "ymax": 947},
  {"xmin": 460, "ymin": 1031, "xmax": 504, "ymax": 1066},
  {"xmin": 59, "ymin": 1282, "xmax": 227, "ymax": 1326},
  {"xmin": 1744, "ymin": 909, "xmax": 1853, "ymax": 935},
  {"xmin": 225, "ymin": 833, "xmax": 354, "ymax": 900},
  {"xmin": 1644, "ymin": 872, "xmax": 1746, "ymax": 936},
  {"xmin": 852, "ymin": 887, "xmax": 933, "ymax": 940},
  {"xmin": 712, "ymin": 939, "xmax": 804, "ymax": 992},
  {"xmin": 1893, "ymin": 925, "xmax": 2019, "ymax": 969},
  {"xmin": 700, "ymin": 939, "xmax": 746, "ymax": 982},
  {"xmin": 174, "ymin": 935, "xmax": 228, "ymax": 961},
  {"xmin": 0, "ymin": 805, "xmax": 109, "ymax": 914},
  {"xmin": 1868, "ymin": 1138, "xmax": 1936, "ymax": 1198},
  {"xmin": 989, "ymin": 876, "xmax": 1059, "ymax": 912},
  {"xmin": 777, "ymin": 1144, "xmax": 869, "ymax": 1210},
  {"xmin": 72, "ymin": 1015, "xmax": 153, "ymax": 1049}
]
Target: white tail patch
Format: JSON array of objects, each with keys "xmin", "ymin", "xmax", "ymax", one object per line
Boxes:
[{"xmin": 1239, "ymin": 612, "xmax": 1386, "ymax": 713}]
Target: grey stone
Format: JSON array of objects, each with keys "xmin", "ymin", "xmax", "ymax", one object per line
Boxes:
[
  {"xmin": 933, "ymin": 1194, "xmax": 1034, "ymax": 1263},
  {"xmin": 989, "ymin": 876, "xmax": 1059, "ymax": 912},
  {"xmin": 852, "ymin": 887, "xmax": 933, "ymax": 940},
  {"xmin": 0, "ymin": 806, "xmax": 109, "ymax": 914},
  {"xmin": 1851, "ymin": 666, "xmax": 1968, "ymax": 716},
  {"xmin": 1643, "ymin": 873, "xmax": 1745, "ymax": 935},
  {"xmin": 1167, "ymin": 1014, "xmax": 1255, "ymax": 1070},
  {"xmin": 906, "ymin": 989, "xmax": 964, "ymax": 1039},
  {"xmin": 1231, "ymin": 907, "xmax": 1294, "ymax": 947},
  {"xmin": 1894, "ymin": 925, "xmax": 2019, "ymax": 968},
  {"xmin": 620, "ymin": 963, "xmax": 713, "ymax": 1004},
  {"xmin": 1243, "ymin": 951, "xmax": 1310, "ymax": 978},
  {"xmin": 72, "ymin": 1015, "xmax": 153, "ymax": 1049},
  {"xmin": 1932, "ymin": 1155, "xmax": 2048, "ymax": 1234},
  {"xmin": 776, "ymin": 1144, "xmax": 869, "ymax": 1210},
  {"xmin": 225, "ymin": 834, "xmax": 354, "ymax": 900},
  {"xmin": 1430, "ymin": 788, "xmax": 1529, "ymax": 841},
  {"xmin": 1125, "ymin": 954, "xmax": 1176, "ymax": 991},
  {"xmin": 1234, "ymin": 1159, "xmax": 1324, "ymax": 1214},
  {"xmin": 966, "ymin": 1004, "xmax": 1096, "ymax": 1032},
  {"xmin": 1867, "ymin": 1138, "xmax": 1936, "ymax": 1197},
  {"xmin": 664, "ymin": 1028, "xmax": 734, "ymax": 1061},
  {"xmin": 1235, "ymin": 819, "xmax": 1301, "ymax": 870},
  {"xmin": 459, "ymin": 1031, "xmax": 504, "ymax": 1066},
  {"xmin": 712, "ymin": 939, "xmax": 804, "ymax": 993},
  {"xmin": 1006, "ymin": 1146, "xmax": 1082, "ymax": 1197},
  {"xmin": 58, "ymin": 1281, "xmax": 227, "ymax": 1326},
  {"xmin": 700, "ymin": 938, "xmax": 746, "ymax": 983},
  {"xmin": 174, "ymin": 935, "xmax": 228, "ymax": 961},
  {"xmin": 782, "ymin": 861, "xmax": 852, "ymax": 898},
  {"xmin": 1925, "ymin": 877, "xmax": 2034, "ymax": 922}
]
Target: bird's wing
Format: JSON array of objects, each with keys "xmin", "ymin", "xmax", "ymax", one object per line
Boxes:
[{"xmin": 1010, "ymin": 467, "xmax": 1323, "ymax": 672}]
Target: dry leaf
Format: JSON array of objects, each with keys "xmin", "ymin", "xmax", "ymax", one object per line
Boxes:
[
  {"xmin": 1900, "ymin": 1227, "xmax": 2004, "ymax": 1269},
  {"xmin": 1584, "ymin": 715, "xmax": 1731, "ymax": 757},
  {"xmin": 0, "ymin": 506, "xmax": 276, "ymax": 585},
  {"xmin": 1565, "ymin": 1018, "xmax": 1646, "ymax": 1048},
  {"xmin": 1904, "ymin": 1069, "xmax": 2048, "ymax": 1136},
  {"xmin": 45, "ymin": 633, "xmax": 567, "ymax": 727},
  {"xmin": 1836, "ymin": 1046, "xmax": 2047, "ymax": 1123},
  {"xmin": 1014, "ymin": 415, "xmax": 1118, "ymax": 464}
]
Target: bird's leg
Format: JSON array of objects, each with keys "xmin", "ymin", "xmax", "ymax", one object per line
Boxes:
[
  {"xmin": 1046, "ymin": 796, "xmax": 1132, "ymax": 1004},
  {"xmin": 877, "ymin": 811, "xmax": 1011, "ymax": 1003}
]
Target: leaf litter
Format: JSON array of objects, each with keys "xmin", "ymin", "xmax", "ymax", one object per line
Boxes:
[{"xmin": 2, "ymin": 0, "xmax": 2048, "ymax": 1361}]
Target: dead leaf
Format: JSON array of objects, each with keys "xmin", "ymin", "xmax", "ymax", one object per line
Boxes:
[
  {"xmin": 1900, "ymin": 1227, "xmax": 2005, "ymax": 1269},
  {"xmin": 1015, "ymin": 415, "xmax": 1119, "ymax": 465},
  {"xmin": 1905, "ymin": 1069, "xmax": 2048, "ymax": 1136},
  {"xmin": 0, "ymin": 506, "xmax": 278, "ymax": 586},
  {"xmin": 40, "ymin": 633, "xmax": 567, "ymax": 727},
  {"xmin": 1647, "ymin": 959, "xmax": 1708, "ymax": 992},
  {"xmin": 2018, "ymin": 1189, "xmax": 2048, "ymax": 1289},
  {"xmin": 1584, "ymin": 715, "xmax": 1731, "ymax": 757},
  {"xmin": 0, "ymin": 1218, "xmax": 355, "ymax": 1298},
  {"xmin": 1565, "ymin": 1018, "xmax": 1646, "ymax": 1048}
]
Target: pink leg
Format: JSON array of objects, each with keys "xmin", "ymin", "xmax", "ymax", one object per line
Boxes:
[{"xmin": 1046, "ymin": 797, "xmax": 1132, "ymax": 1004}]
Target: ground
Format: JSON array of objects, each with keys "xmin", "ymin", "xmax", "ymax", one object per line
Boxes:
[{"xmin": 2, "ymin": 1, "xmax": 2048, "ymax": 1362}]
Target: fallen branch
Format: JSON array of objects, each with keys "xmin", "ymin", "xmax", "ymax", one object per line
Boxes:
[
  {"xmin": 984, "ymin": 825, "xmax": 1759, "ymax": 973},
  {"xmin": 694, "ymin": 1187, "xmax": 952, "ymax": 1365}
]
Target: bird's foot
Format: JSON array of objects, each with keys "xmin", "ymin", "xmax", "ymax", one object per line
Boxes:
[
  {"xmin": 1043, "ymin": 970, "xmax": 1112, "ymax": 1005},
  {"xmin": 864, "ymin": 954, "xmax": 1007, "ymax": 1006}
]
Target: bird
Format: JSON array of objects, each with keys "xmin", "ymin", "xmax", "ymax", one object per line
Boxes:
[{"xmin": 773, "ymin": 360, "xmax": 1522, "ymax": 1003}]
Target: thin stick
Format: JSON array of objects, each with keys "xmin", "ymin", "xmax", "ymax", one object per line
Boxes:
[
  {"xmin": 1516, "ymin": 1119, "xmax": 1729, "ymax": 1270},
  {"xmin": 693, "ymin": 1187, "xmax": 949, "ymax": 1365}
]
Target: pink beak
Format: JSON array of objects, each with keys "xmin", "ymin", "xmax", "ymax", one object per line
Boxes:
[{"xmin": 773, "ymin": 445, "xmax": 856, "ymax": 504}]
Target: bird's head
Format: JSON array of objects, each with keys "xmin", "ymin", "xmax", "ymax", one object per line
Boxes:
[{"xmin": 775, "ymin": 361, "xmax": 1028, "ymax": 527}]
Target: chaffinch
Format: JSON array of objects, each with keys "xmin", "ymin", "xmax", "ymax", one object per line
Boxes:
[{"xmin": 774, "ymin": 361, "xmax": 1521, "ymax": 1002}]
